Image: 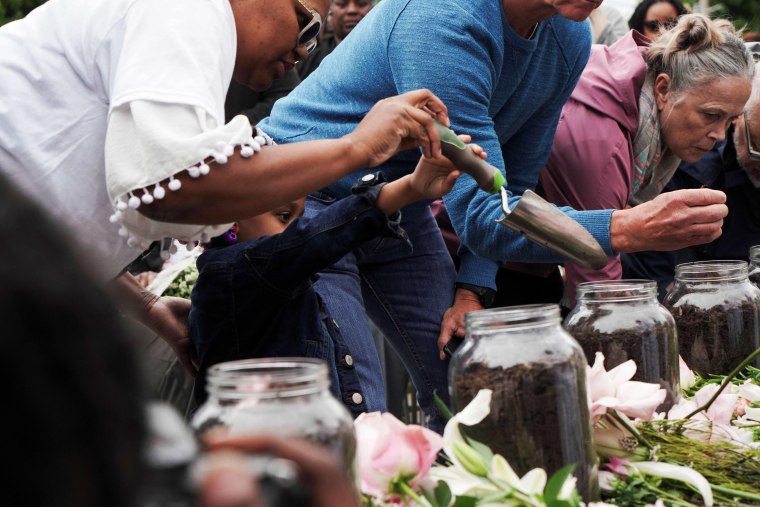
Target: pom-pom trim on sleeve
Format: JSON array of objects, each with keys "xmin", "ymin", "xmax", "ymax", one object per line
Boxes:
[{"xmin": 109, "ymin": 128, "xmax": 276, "ymax": 251}]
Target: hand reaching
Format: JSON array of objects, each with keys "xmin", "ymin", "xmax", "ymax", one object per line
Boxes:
[
  {"xmin": 143, "ymin": 295, "xmax": 198, "ymax": 377},
  {"xmin": 409, "ymin": 134, "xmax": 485, "ymax": 200},
  {"xmin": 345, "ymin": 89, "xmax": 450, "ymax": 167},
  {"xmin": 610, "ymin": 188, "xmax": 728, "ymax": 253},
  {"xmin": 437, "ymin": 288, "xmax": 484, "ymax": 360}
]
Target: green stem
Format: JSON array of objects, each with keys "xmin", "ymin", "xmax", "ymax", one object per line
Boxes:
[
  {"xmin": 684, "ymin": 347, "xmax": 760, "ymax": 419},
  {"xmin": 711, "ymin": 484, "xmax": 760, "ymax": 502},
  {"xmin": 397, "ymin": 482, "xmax": 431, "ymax": 507},
  {"xmin": 611, "ymin": 410, "xmax": 654, "ymax": 450}
]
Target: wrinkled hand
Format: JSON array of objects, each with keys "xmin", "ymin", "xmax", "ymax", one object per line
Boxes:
[
  {"xmin": 437, "ymin": 288, "xmax": 483, "ymax": 360},
  {"xmin": 345, "ymin": 89, "xmax": 449, "ymax": 167},
  {"xmin": 409, "ymin": 135, "xmax": 484, "ymax": 199},
  {"xmin": 610, "ymin": 188, "xmax": 728, "ymax": 253},
  {"xmin": 143, "ymin": 295, "xmax": 198, "ymax": 377},
  {"xmin": 199, "ymin": 434, "xmax": 359, "ymax": 507}
]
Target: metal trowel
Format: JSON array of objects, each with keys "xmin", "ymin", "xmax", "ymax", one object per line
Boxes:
[
  {"xmin": 434, "ymin": 120, "xmax": 608, "ymax": 270},
  {"xmin": 497, "ymin": 187, "xmax": 608, "ymax": 269}
]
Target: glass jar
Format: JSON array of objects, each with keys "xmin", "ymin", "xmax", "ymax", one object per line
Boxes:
[
  {"xmin": 564, "ymin": 280, "xmax": 678, "ymax": 409},
  {"xmin": 191, "ymin": 358, "xmax": 356, "ymax": 471},
  {"xmin": 450, "ymin": 304, "xmax": 598, "ymax": 501},
  {"xmin": 663, "ymin": 261, "xmax": 760, "ymax": 375},
  {"xmin": 749, "ymin": 245, "xmax": 760, "ymax": 288}
]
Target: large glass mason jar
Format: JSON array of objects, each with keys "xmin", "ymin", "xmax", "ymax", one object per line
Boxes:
[
  {"xmin": 663, "ymin": 261, "xmax": 760, "ymax": 375},
  {"xmin": 564, "ymin": 280, "xmax": 678, "ymax": 409},
  {"xmin": 190, "ymin": 358, "xmax": 356, "ymax": 470},
  {"xmin": 449, "ymin": 304, "xmax": 598, "ymax": 501},
  {"xmin": 749, "ymin": 245, "xmax": 760, "ymax": 288}
]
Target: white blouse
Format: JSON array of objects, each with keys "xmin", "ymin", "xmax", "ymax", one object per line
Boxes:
[{"xmin": 0, "ymin": 0, "xmax": 264, "ymax": 278}]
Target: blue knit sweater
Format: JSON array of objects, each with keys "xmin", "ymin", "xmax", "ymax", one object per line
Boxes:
[{"xmin": 259, "ymin": 0, "xmax": 614, "ymax": 290}]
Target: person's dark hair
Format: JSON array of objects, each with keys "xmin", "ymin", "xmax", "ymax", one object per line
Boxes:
[
  {"xmin": 628, "ymin": 0, "xmax": 688, "ymax": 33},
  {"xmin": 0, "ymin": 173, "xmax": 146, "ymax": 507}
]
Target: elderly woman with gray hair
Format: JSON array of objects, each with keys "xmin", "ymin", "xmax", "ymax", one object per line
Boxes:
[{"xmin": 537, "ymin": 14, "xmax": 756, "ymax": 307}]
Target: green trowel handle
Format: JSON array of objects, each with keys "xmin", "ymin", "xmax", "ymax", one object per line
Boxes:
[{"xmin": 434, "ymin": 120, "xmax": 505, "ymax": 194}]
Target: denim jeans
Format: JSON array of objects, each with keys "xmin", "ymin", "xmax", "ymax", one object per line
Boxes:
[{"xmin": 305, "ymin": 194, "xmax": 456, "ymax": 433}]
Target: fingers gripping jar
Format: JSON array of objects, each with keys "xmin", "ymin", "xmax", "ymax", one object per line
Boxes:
[
  {"xmin": 564, "ymin": 280, "xmax": 678, "ymax": 409},
  {"xmin": 664, "ymin": 261, "xmax": 760, "ymax": 375},
  {"xmin": 449, "ymin": 304, "xmax": 598, "ymax": 501},
  {"xmin": 191, "ymin": 358, "xmax": 356, "ymax": 471}
]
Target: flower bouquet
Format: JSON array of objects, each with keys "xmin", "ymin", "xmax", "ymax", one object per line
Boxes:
[
  {"xmin": 590, "ymin": 348, "xmax": 760, "ymax": 507},
  {"xmin": 356, "ymin": 390, "xmax": 593, "ymax": 507},
  {"xmin": 354, "ymin": 348, "xmax": 760, "ymax": 507}
]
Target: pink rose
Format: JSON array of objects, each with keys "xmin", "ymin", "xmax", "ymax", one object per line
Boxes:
[
  {"xmin": 354, "ymin": 412, "xmax": 443, "ymax": 498},
  {"xmin": 588, "ymin": 352, "xmax": 667, "ymax": 423}
]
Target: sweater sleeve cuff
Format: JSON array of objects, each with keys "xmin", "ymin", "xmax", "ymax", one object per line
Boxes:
[
  {"xmin": 564, "ymin": 208, "xmax": 616, "ymax": 256},
  {"xmin": 455, "ymin": 246, "xmax": 499, "ymax": 291}
]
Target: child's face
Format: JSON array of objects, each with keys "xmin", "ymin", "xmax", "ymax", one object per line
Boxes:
[{"xmin": 236, "ymin": 199, "xmax": 305, "ymax": 241}]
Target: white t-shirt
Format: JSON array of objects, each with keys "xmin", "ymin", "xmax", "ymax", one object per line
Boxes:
[{"xmin": 0, "ymin": 0, "xmax": 259, "ymax": 279}]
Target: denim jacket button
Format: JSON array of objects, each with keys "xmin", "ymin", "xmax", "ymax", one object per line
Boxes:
[
  {"xmin": 344, "ymin": 354, "xmax": 354, "ymax": 366},
  {"xmin": 351, "ymin": 392, "xmax": 363, "ymax": 404}
]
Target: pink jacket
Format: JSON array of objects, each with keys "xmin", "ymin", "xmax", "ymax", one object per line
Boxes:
[{"xmin": 539, "ymin": 30, "xmax": 649, "ymax": 306}]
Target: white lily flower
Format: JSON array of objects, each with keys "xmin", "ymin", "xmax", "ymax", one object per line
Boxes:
[
  {"xmin": 490, "ymin": 454, "xmax": 521, "ymax": 488},
  {"xmin": 517, "ymin": 468, "xmax": 547, "ymax": 495},
  {"xmin": 428, "ymin": 465, "xmax": 496, "ymax": 497},
  {"xmin": 442, "ymin": 389, "xmax": 493, "ymax": 471},
  {"xmin": 558, "ymin": 475, "xmax": 578, "ymax": 500},
  {"xmin": 629, "ymin": 461, "xmax": 713, "ymax": 507},
  {"xmin": 738, "ymin": 380, "xmax": 760, "ymax": 403},
  {"xmin": 740, "ymin": 406, "xmax": 760, "ymax": 423}
]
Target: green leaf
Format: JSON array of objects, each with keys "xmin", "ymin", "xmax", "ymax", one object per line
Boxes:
[
  {"xmin": 422, "ymin": 480, "xmax": 452, "ymax": 507},
  {"xmin": 434, "ymin": 390, "xmax": 454, "ymax": 421},
  {"xmin": 452, "ymin": 495, "xmax": 478, "ymax": 507},
  {"xmin": 543, "ymin": 464, "xmax": 576, "ymax": 502}
]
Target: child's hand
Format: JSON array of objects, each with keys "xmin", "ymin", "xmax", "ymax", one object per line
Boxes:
[{"xmin": 409, "ymin": 134, "xmax": 486, "ymax": 199}]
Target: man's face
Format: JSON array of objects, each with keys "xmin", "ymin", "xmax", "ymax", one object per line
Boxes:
[
  {"xmin": 734, "ymin": 104, "xmax": 760, "ymax": 186},
  {"xmin": 330, "ymin": 0, "xmax": 373, "ymax": 41}
]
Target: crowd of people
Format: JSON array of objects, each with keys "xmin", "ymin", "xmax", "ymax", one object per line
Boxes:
[{"xmin": 1, "ymin": 0, "xmax": 759, "ymax": 504}]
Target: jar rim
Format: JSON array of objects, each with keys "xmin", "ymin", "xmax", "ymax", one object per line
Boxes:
[
  {"xmin": 207, "ymin": 358, "xmax": 329, "ymax": 399},
  {"xmin": 465, "ymin": 303, "xmax": 561, "ymax": 332},
  {"xmin": 751, "ymin": 245, "xmax": 760, "ymax": 261},
  {"xmin": 576, "ymin": 279, "xmax": 657, "ymax": 301},
  {"xmin": 674, "ymin": 260, "xmax": 748, "ymax": 282}
]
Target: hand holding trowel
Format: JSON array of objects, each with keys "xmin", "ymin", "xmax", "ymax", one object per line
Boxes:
[{"xmin": 433, "ymin": 120, "xmax": 608, "ymax": 270}]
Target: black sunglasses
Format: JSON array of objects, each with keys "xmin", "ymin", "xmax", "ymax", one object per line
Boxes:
[
  {"xmin": 745, "ymin": 111, "xmax": 760, "ymax": 161},
  {"xmin": 643, "ymin": 18, "xmax": 678, "ymax": 33},
  {"xmin": 296, "ymin": 0, "xmax": 322, "ymax": 54}
]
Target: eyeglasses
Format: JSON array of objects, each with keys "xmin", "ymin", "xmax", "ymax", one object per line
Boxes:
[
  {"xmin": 295, "ymin": 0, "xmax": 322, "ymax": 54},
  {"xmin": 643, "ymin": 18, "xmax": 678, "ymax": 33},
  {"xmin": 744, "ymin": 111, "xmax": 760, "ymax": 160}
]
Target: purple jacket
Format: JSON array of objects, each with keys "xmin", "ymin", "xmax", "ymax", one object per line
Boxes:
[{"xmin": 539, "ymin": 31, "xmax": 649, "ymax": 305}]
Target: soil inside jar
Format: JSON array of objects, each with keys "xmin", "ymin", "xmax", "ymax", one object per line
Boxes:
[
  {"xmin": 670, "ymin": 301, "xmax": 760, "ymax": 375},
  {"xmin": 566, "ymin": 312, "xmax": 676, "ymax": 409},
  {"xmin": 452, "ymin": 357, "xmax": 596, "ymax": 500}
]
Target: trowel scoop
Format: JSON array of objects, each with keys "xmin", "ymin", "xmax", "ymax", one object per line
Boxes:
[
  {"xmin": 434, "ymin": 120, "xmax": 607, "ymax": 269},
  {"xmin": 497, "ymin": 188, "xmax": 608, "ymax": 270}
]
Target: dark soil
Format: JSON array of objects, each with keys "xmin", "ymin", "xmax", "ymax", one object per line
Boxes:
[
  {"xmin": 451, "ymin": 356, "xmax": 598, "ymax": 501},
  {"xmin": 668, "ymin": 301, "xmax": 760, "ymax": 375},
  {"xmin": 565, "ymin": 312, "xmax": 677, "ymax": 409}
]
